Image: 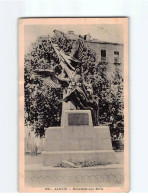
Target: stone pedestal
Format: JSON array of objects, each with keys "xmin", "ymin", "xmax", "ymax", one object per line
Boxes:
[{"xmin": 42, "ymin": 110, "xmax": 116, "ymax": 166}]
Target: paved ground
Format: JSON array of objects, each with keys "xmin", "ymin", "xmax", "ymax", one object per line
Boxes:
[{"xmin": 25, "ymin": 163, "xmax": 124, "ymax": 187}]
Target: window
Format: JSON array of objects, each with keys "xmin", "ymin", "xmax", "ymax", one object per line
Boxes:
[
  {"xmin": 114, "ymin": 51, "xmax": 119, "ymax": 56},
  {"xmin": 101, "ymin": 50, "xmax": 106, "ymax": 57},
  {"xmin": 101, "ymin": 50, "xmax": 106, "ymax": 62},
  {"xmin": 114, "ymin": 51, "xmax": 120, "ymax": 64}
]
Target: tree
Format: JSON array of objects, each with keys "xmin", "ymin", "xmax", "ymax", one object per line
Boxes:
[
  {"xmin": 24, "ymin": 36, "xmax": 62, "ymax": 137},
  {"xmin": 95, "ymin": 64, "xmax": 124, "ymax": 137},
  {"xmin": 109, "ymin": 67, "xmax": 124, "ymax": 137}
]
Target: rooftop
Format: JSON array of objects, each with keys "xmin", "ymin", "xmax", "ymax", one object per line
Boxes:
[{"xmin": 53, "ymin": 29, "xmax": 123, "ymax": 45}]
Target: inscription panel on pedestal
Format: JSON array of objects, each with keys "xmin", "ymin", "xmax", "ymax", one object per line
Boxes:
[{"xmin": 68, "ymin": 113, "xmax": 89, "ymax": 126}]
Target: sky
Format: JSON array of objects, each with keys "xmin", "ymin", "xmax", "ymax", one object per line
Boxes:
[{"xmin": 24, "ymin": 24, "xmax": 123, "ymax": 52}]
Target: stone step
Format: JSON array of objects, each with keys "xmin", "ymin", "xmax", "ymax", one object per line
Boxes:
[{"xmin": 41, "ymin": 150, "xmax": 116, "ymax": 166}]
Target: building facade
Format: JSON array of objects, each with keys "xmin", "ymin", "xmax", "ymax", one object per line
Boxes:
[
  {"xmin": 53, "ymin": 30, "xmax": 124, "ymax": 77},
  {"xmin": 89, "ymin": 41, "xmax": 123, "ymax": 78}
]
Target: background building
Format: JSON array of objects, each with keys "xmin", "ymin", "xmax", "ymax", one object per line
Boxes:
[{"xmin": 54, "ymin": 30, "xmax": 124, "ymax": 78}]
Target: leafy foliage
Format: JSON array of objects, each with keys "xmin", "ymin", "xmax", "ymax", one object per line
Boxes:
[
  {"xmin": 97, "ymin": 65, "xmax": 124, "ymax": 137},
  {"xmin": 24, "ymin": 36, "xmax": 62, "ymax": 137}
]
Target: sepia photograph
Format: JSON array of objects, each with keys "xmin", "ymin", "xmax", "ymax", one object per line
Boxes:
[{"xmin": 19, "ymin": 18, "xmax": 129, "ymax": 192}]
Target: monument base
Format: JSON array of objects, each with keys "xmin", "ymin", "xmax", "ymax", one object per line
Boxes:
[{"xmin": 43, "ymin": 110, "xmax": 116, "ymax": 165}]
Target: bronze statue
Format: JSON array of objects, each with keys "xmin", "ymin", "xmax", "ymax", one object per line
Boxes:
[{"xmin": 34, "ymin": 36, "xmax": 99, "ymax": 126}]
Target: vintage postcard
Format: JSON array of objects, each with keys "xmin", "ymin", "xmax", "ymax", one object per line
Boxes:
[{"xmin": 19, "ymin": 18, "xmax": 129, "ymax": 192}]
